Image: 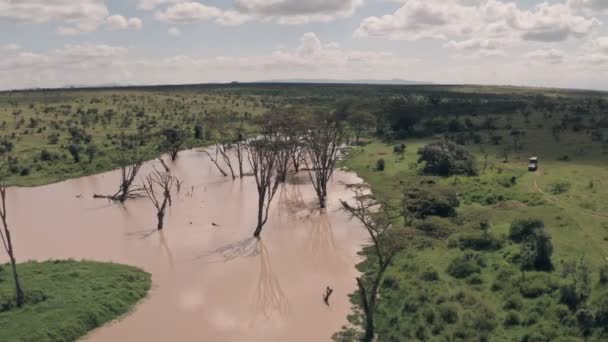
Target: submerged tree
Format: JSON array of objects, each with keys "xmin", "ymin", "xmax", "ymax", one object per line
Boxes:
[
  {"xmin": 340, "ymin": 184, "xmax": 410, "ymax": 342},
  {"xmin": 0, "ymin": 162, "xmax": 25, "ymax": 307},
  {"xmin": 142, "ymin": 168, "xmax": 178, "ymax": 230},
  {"xmin": 304, "ymin": 112, "xmax": 345, "ymax": 209},
  {"xmin": 161, "ymin": 127, "xmax": 186, "ymax": 161},
  {"xmin": 94, "ymin": 141, "xmax": 150, "ymax": 202},
  {"xmin": 248, "ymin": 138, "xmax": 281, "ymax": 238}
]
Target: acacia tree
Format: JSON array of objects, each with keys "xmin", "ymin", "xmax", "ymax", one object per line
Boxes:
[
  {"xmin": 94, "ymin": 141, "xmax": 150, "ymax": 202},
  {"xmin": 347, "ymin": 111, "xmax": 376, "ymax": 145},
  {"xmin": 340, "ymin": 184, "xmax": 410, "ymax": 342},
  {"xmin": 0, "ymin": 162, "xmax": 24, "ymax": 307},
  {"xmin": 304, "ymin": 112, "xmax": 345, "ymax": 209},
  {"xmin": 248, "ymin": 137, "xmax": 281, "ymax": 238},
  {"xmin": 161, "ymin": 127, "xmax": 186, "ymax": 161},
  {"xmin": 142, "ymin": 168, "xmax": 178, "ymax": 230}
]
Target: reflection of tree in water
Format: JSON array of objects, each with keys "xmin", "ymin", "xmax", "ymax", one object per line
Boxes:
[
  {"xmin": 308, "ymin": 211, "xmax": 345, "ymax": 269},
  {"xmin": 201, "ymin": 237, "xmax": 260, "ymax": 263},
  {"xmin": 277, "ymin": 182, "xmax": 308, "ymax": 222},
  {"xmin": 158, "ymin": 230, "xmax": 175, "ymax": 270},
  {"xmin": 252, "ymin": 240, "xmax": 289, "ymax": 322}
]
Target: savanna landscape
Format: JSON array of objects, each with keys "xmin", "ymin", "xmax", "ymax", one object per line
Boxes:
[{"xmin": 0, "ymin": 83, "xmax": 607, "ymax": 341}]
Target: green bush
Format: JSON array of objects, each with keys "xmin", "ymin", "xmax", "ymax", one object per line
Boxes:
[
  {"xmin": 520, "ymin": 274, "xmax": 558, "ymax": 298},
  {"xmin": 504, "ymin": 311, "xmax": 521, "ymax": 327},
  {"xmin": 447, "ymin": 254, "xmax": 483, "ymax": 279},
  {"xmin": 457, "ymin": 231, "xmax": 503, "ymax": 251},
  {"xmin": 417, "ymin": 141, "xmax": 477, "ymax": 176},
  {"xmin": 439, "ymin": 303, "xmax": 460, "ymax": 324},
  {"xmin": 403, "ymin": 182, "xmax": 460, "ymax": 219},
  {"xmin": 509, "ymin": 218, "xmax": 544, "ymax": 242},
  {"xmin": 420, "ymin": 267, "xmax": 440, "ymax": 282},
  {"xmin": 548, "ymin": 181, "xmax": 571, "ymax": 195}
]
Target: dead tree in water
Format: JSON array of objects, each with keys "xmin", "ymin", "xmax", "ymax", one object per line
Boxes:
[
  {"xmin": 203, "ymin": 147, "xmax": 228, "ymax": 177},
  {"xmin": 94, "ymin": 147, "xmax": 149, "ymax": 202},
  {"xmin": 304, "ymin": 112, "xmax": 345, "ymax": 209},
  {"xmin": 340, "ymin": 184, "xmax": 410, "ymax": 342},
  {"xmin": 248, "ymin": 138, "xmax": 281, "ymax": 238},
  {"xmin": 0, "ymin": 163, "xmax": 25, "ymax": 307},
  {"xmin": 142, "ymin": 168, "xmax": 178, "ymax": 230}
]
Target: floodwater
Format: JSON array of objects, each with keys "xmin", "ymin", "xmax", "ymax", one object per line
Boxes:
[{"xmin": 0, "ymin": 149, "xmax": 368, "ymax": 341}]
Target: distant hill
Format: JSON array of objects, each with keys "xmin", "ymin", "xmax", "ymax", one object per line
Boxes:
[{"xmin": 257, "ymin": 78, "xmax": 432, "ymax": 85}]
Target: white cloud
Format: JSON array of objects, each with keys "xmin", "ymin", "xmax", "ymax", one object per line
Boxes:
[
  {"xmin": 146, "ymin": 0, "xmax": 360, "ymax": 25},
  {"xmin": 134, "ymin": 0, "xmax": 188, "ymax": 10},
  {"xmin": 155, "ymin": 2, "xmax": 222, "ymax": 22},
  {"xmin": 2, "ymin": 44, "xmax": 21, "ymax": 51},
  {"xmin": 168, "ymin": 27, "xmax": 181, "ymax": 36},
  {"xmin": 355, "ymin": 0, "xmax": 600, "ymax": 43},
  {"xmin": 526, "ymin": 48, "xmax": 566, "ymax": 64},
  {"xmin": 233, "ymin": 0, "xmax": 362, "ymax": 24},
  {"xmin": 105, "ymin": 15, "xmax": 143, "ymax": 30},
  {"xmin": 0, "ymin": 0, "xmax": 142, "ymax": 34},
  {"xmin": 0, "ymin": 33, "xmax": 417, "ymax": 90},
  {"xmin": 569, "ymin": 0, "xmax": 608, "ymax": 14}
]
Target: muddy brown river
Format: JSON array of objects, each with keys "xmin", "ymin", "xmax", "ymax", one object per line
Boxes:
[{"xmin": 1, "ymin": 149, "xmax": 368, "ymax": 341}]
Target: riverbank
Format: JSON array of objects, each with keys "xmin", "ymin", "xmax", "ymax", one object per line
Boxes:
[{"xmin": 0, "ymin": 260, "xmax": 150, "ymax": 342}]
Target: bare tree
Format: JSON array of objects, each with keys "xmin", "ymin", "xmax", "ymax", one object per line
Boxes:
[
  {"xmin": 340, "ymin": 184, "xmax": 411, "ymax": 342},
  {"xmin": 248, "ymin": 138, "xmax": 281, "ymax": 238},
  {"xmin": 203, "ymin": 147, "xmax": 228, "ymax": 177},
  {"xmin": 304, "ymin": 112, "xmax": 345, "ymax": 209},
  {"xmin": 142, "ymin": 168, "xmax": 178, "ymax": 230},
  {"xmin": 0, "ymin": 162, "xmax": 24, "ymax": 307},
  {"xmin": 94, "ymin": 146, "xmax": 149, "ymax": 202}
]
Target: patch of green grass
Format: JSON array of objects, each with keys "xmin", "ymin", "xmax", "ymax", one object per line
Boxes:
[
  {"xmin": 342, "ymin": 132, "xmax": 608, "ymax": 340},
  {"xmin": 0, "ymin": 260, "xmax": 151, "ymax": 342}
]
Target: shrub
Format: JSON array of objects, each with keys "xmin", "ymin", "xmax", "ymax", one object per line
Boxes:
[
  {"xmin": 504, "ymin": 311, "xmax": 521, "ymax": 327},
  {"xmin": 403, "ymin": 183, "xmax": 459, "ymax": 219},
  {"xmin": 376, "ymin": 158, "xmax": 385, "ymax": 171},
  {"xmin": 439, "ymin": 303, "xmax": 460, "ymax": 324},
  {"xmin": 447, "ymin": 254, "xmax": 483, "ymax": 279},
  {"xmin": 415, "ymin": 217, "xmax": 454, "ymax": 238},
  {"xmin": 548, "ymin": 181, "xmax": 571, "ymax": 195},
  {"xmin": 420, "ymin": 267, "xmax": 440, "ymax": 282},
  {"xmin": 417, "ymin": 141, "xmax": 477, "ymax": 176},
  {"xmin": 599, "ymin": 264, "xmax": 608, "ymax": 285},
  {"xmin": 457, "ymin": 231, "xmax": 503, "ymax": 251},
  {"xmin": 520, "ymin": 274, "xmax": 558, "ymax": 298},
  {"xmin": 509, "ymin": 219, "xmax": 544, "ymax": 242},
  {"xmin": 503, "ymin": 295, "xmax": 523, "ymax": 310}
]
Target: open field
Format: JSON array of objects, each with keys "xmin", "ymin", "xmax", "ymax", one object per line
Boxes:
[{"xmin": 0, "ymin": 260, "xmax": 150, "ymax": 342}]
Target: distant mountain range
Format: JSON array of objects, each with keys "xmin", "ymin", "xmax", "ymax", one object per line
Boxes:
[{"xmin": 257, "ymin": 78, "xmax": 432, "ymax": 85}]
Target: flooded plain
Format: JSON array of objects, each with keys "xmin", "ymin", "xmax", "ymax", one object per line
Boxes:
[{"xmin": 0, "ymin": 149, "xmax": 368, "ymax": 341}]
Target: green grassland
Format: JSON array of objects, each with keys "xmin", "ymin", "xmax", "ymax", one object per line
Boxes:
[
  {"xmin": 0, "ymin": 260, "xmax": 151, "ymax": 342},
  {"xmin": 1, "ymin": 83, "xmax": 604, "ymax": 187},
  {"xmin": 343, "ymin": 122, "xmax": 608, "ymax": 340}
]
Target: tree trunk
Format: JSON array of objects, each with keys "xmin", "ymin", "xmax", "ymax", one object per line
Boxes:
[
  {"xmin": 253, "ymin": 192, "xmax": 265, "ymax": 238},
  {"xmin": 157, "ymin": 212, "xmax": 165, "ymax": 230},
  {"xmin": 318, "ymin": 193, "xmax": 326, "ymax": 209},
  {"xmin": 5, "ymin": 228, "xmax": 24, "ymax": 307},
  {"xmin": 171, "ymin": 150, "xmax": 178, "ymax": 161}
]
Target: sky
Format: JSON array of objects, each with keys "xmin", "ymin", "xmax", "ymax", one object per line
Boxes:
[{"xmin": 1, "ymin": 0, "xmax": 608, "ymax": 91}]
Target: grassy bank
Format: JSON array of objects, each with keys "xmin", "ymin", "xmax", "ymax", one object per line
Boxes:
[
  {"xmin": 342, "ymin": 131, "xmax": 608, "ymax": 341},
  {"xmin": 0, "ymin": 260, "xmax": 151, "ymax": 342}
]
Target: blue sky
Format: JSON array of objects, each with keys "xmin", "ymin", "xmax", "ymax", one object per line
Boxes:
[{"xmin": 1, "ymin": 0, "xmax": 607, "ymax": 90}]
